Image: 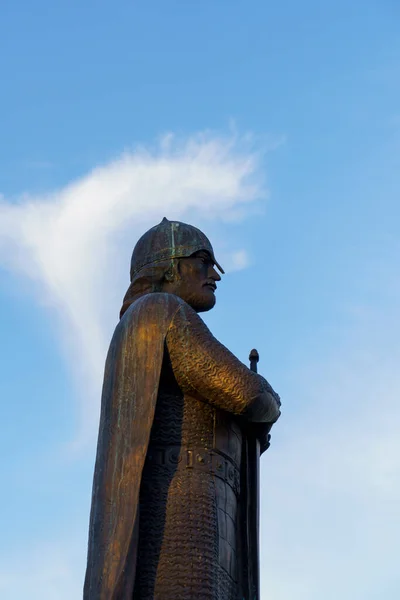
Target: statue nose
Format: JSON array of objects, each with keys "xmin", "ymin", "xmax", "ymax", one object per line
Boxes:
[{"xmin": 210, "ymin": 266, "xmax": 221, "ymax": 281}]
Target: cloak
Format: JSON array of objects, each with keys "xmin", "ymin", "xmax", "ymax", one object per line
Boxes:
[{"xmin": 84, "ymin": 292, "xmax": 185, "ymax": 600}]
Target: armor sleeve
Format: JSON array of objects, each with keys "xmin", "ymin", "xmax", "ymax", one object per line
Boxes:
[{"xmin": 166, "ymin": 301, "xmax": 280, "ymax": 423}]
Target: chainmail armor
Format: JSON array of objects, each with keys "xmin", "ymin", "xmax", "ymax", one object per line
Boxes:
[{"xmin": 133, "ymin": 304, "xmax": 276, "ymax": 600}]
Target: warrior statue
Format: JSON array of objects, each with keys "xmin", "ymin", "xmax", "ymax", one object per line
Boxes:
[{"xmin": 84, "ymin": 218, "xmax": 281, "ymax": 600}]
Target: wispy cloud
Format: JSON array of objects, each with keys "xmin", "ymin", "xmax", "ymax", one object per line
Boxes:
[
  {"xmin": 0, "ymin": 131, "xmax": 266, "ymax": 444},
  {"xmin": 226, "ymin": 249, "xmax": 251, "ymax": 271}
]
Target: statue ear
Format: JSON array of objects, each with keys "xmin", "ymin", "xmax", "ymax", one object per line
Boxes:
[
  {"xmin": 164, "ymin": 260, "xmax": 180, "ymax": 282},
  {"xmin": 164, "ymin": 269, "xmax": 174, "ymax": 282}
]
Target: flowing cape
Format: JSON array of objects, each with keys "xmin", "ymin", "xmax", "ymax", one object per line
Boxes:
[{"xmin": 84, "ymin": 293, "xmax": 184, "ymax": 600}]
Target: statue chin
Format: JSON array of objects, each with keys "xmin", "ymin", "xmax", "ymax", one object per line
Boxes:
[{"xmin": 189, "ymin": 291, "xmax": 216, "ymax": 313}]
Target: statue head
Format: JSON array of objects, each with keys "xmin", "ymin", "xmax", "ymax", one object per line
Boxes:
[{"xmin": 120, "ymin": 218, "xmax": 224, "ymax": 317}]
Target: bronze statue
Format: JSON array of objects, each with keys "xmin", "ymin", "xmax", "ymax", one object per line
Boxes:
[{"xmin": 84, "ymin": 218, "xmax": 281, "ymax": 600}]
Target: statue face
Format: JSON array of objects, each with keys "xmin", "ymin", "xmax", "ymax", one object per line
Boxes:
[{"xmin": 163, "ymin": 250, "xmax": 221, "ymax": 312}]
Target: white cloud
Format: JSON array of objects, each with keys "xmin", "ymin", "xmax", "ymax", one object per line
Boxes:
[
  {"xmin": 229, "ymin": 249, "xmax": 251, "ymax": 271},
  {"xmin": 0, "ymin": 131, "xmax": 265, "ymax": 445}
]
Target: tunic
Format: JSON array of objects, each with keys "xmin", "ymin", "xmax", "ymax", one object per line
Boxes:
[{"xmin": 132, "ymin": 302, "xmax": 278, "ymax": 600}]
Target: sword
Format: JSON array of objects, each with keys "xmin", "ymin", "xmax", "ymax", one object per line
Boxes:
[{"xmin": 248, "ymin": 349, "xmax": 260, "ymax": 600}]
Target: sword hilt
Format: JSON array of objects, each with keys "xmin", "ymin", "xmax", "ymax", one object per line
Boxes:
[{"xmin": 249, "ymin": 348, "xmax": 259, "ymax": 373}]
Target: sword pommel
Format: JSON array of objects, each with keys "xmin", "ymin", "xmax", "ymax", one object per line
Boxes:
[
  {"xmin": 249, "ymin": 349, "xmax": 259, "ymax": 373},
  {"xmin": 249, "ymin": 349, "xmax": 259, "ymax": 363}
]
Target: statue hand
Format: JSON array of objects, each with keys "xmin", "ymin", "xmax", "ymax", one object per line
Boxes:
[{"xmin": 251, "ymin": 422, "xmax": 273, "ymax": 454}]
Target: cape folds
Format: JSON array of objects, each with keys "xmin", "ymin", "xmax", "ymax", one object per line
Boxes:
[{"xmin": 84, "ymin": 293, "xmax": 185, "ymax": 600}]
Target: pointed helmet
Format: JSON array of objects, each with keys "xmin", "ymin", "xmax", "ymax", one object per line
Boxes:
[{"xmin": 130, "ymin": 217, "xmax": 224, "ymax": 281}]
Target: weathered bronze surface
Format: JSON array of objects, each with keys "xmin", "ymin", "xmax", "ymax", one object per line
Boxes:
[{"xmin": 84, "ymin": 218, "xmax": 281, "ymax": 600}]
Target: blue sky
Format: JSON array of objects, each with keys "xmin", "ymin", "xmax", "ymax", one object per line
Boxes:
[{"xmin": 1, "ymin": 1, "xmax": 400, "ymax": 598}]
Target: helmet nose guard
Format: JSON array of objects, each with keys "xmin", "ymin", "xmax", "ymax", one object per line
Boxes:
[{"xmin": 130, "ymin": 217, "xmax": 224, "ymax": 281}]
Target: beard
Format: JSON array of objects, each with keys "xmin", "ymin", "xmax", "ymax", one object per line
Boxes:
[{"xmin": 184, "ymin": 287, "xmax": 216, "ymax": 313}]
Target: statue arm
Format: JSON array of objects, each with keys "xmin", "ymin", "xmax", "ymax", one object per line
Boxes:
[{"xmin": 166, "ymin": 302, "xmax": 280, "ymax": 424}]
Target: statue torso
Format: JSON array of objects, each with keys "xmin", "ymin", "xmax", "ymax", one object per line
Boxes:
[{"xmin": 133, "ymin": 353, "xmax": 244, "ymax": 600}]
